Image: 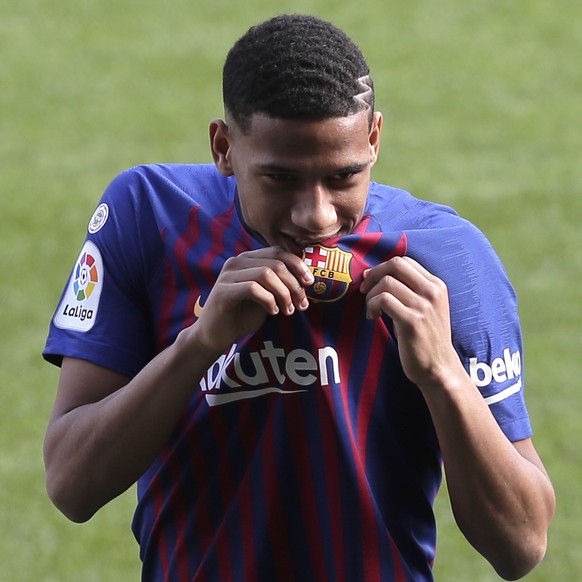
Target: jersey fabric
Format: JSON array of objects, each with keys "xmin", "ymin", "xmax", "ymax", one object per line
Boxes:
[{"xmin": 44, "ymin": 164, "xmax": 531, "ymax": 582}]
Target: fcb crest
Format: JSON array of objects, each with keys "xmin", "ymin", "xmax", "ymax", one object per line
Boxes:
[{"xmin": 302, "ymin": 244, "xmax": 353, "ymax": 303}]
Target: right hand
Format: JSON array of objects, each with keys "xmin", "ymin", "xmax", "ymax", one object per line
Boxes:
[{"xmin": 194, "ymin": 247, "xmax": 315, "ymax": 353}]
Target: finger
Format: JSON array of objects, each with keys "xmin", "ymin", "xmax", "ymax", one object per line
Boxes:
[
  {"xmin": 364, "ymin": 276, "xmax": 417, "ymax": 320},
  {"xmin": 361, "ymin": 257, "xmax": 448, "ymax": 321},
  {"xmin": 393, "ymin": 257, "xmax": 450, "ymax": 311},
  {"xmin": 232, "ymin": 248, "xmax": 315, "ymax": 287},
  {"xmin": 225, "ymin": 253, "xmax": 314, "ymax": 300},
  {"xmin": 229, "ymin": 279, "xmax": 286, "ymax": 316},
  {"xmin": 222, "ymin": 262, "xmax": 308, "ymax": 315},
  {"xmin": 365, "ymin": 291, "xmax": 400, "ymax": 321},
  {"xmin": 360, "ymin": 256, "xmax": 434, "ymax": 295}
]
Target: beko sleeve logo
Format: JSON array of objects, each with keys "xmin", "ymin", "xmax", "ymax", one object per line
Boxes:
[
  {"xmin": 54, "ymin": 241, "xmax": 104, "ymax": 332},
  {"xmin": 469, "ymin": 348, "xmax": 523, "ymax": 405}
]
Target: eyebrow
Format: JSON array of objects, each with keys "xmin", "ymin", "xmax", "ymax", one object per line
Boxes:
[{"xmin": 255, "ymin": 162, "xmax": 369, "ymax": 175}]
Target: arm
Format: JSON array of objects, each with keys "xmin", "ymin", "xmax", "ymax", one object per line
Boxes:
[
  {"xmin": 360, "ymin": 256, "xmax": 555, "ymax": 580},
  {"xmin": 44, "ymin": 247, "xmax": 314, "ymax": 523}
]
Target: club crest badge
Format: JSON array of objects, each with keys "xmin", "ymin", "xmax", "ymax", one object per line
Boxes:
[
  {"xmin": 302, "ymin": 244, "xmax": 353, "ymax": 303},
  {"xmin": 88, "ymin": 203, "xmax": 109, "ymax": 234}
]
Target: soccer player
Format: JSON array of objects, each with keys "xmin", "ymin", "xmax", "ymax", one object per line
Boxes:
[{"xmin": 43, "ymin": 14, "xmax": 555, "ymax": 581}]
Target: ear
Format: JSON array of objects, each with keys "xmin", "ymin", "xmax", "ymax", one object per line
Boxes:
[
  {"xmin": 209, "ymin": 119, "xmax": 234, "ymax": 176},
  {"xmin": 369, "ymin": 111, "xmax": 383, "ymax": 167}
]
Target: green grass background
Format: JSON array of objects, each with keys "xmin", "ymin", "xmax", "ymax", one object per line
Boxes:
[{"xmin": 1, "ymin": 0, "xmax": 580, "ymax": 579}]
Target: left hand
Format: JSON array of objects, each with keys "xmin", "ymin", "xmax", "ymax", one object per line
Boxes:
[{"xmin": 359, "ymin": 256, "xmax": 461, "ymax": 390}]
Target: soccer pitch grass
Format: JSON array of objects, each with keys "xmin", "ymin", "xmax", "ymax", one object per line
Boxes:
[{"xmin": 1, "ymin": 0, "xmax": 580, "ymax": 579}]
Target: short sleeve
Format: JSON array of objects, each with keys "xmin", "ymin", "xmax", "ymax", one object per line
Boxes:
[
  {"xmin": 43, "ymin": 168, "xmax": 162, "ymax": 377},
  {"xmin": 407, "ymin": 223, "xmax": 532, "ymax": 442}
]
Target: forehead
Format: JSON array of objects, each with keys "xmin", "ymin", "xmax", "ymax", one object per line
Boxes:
[{"xmin": 235, "ymin": 111, "xmax": 372, "ymax": 163}]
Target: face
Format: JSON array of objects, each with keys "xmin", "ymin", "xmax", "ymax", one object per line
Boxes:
[{"xmin": 210, "ymin": 109, "xmax": 382, "ymax": 255}]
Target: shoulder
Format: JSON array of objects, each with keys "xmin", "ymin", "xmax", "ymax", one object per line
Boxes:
[
  {"xmin": 97, "ymin": 163, "xmax": 236, "ymax": 233},
  {"xmin": 103, "ymin": 163, "xmax": 233, "ymax": 206},
  {"xmin": 366, "ymin": 180, "xmax": 518, "ymax": 323},
  {"xmin": 366, "ymin": 181, "xmax": 462, "ymax": 231},
  {"xmin": 366, "ymin": 183, "xmax": 500, "ymax": 270},
  {"xmin": 85, "ymin": 164, "xmax": 233, "ymax": 280},
  {"xmin": 366, "ymin": 182, "xmax": 501, "ymax": 267}
]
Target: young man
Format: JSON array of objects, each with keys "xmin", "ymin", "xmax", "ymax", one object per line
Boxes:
[{"xmin": 43, "ymin": 14, "xmax": 554, "ymax": 582}]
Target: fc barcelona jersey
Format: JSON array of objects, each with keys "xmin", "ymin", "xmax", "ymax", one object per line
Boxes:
[{"xmin": 44, "ymin": 164, "xmax": 531, "ymax": 581}]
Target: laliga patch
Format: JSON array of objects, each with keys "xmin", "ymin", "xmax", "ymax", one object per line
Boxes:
[
  {"xmin": 88, "ymin": 203, "xmax": 109, "ymax": 234},
  {"xmin": 302, "ymin": 244, "xmax": 353, "ymax": 303},
  {"xmin": 54, "ymin": 241, "xmax": 104, "ymax": 332}
]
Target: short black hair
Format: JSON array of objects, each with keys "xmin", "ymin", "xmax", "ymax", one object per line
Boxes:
[{"xmin": 222, "ymin": 14, "xmax": 374, "ymax": 132}]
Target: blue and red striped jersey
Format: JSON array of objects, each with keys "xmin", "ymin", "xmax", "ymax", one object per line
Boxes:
[{"xmin": 44, "ymin": 164, "xmax": 531, "ymax": 581}]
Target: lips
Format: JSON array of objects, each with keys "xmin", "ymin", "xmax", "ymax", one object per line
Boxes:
[
  {"xmin": 283, "ymin": 231, "xmax": 343, "ymax": 251},
  {"xmin": 281, "ymin": 232, "xmax": 340, "ymax": 256}
]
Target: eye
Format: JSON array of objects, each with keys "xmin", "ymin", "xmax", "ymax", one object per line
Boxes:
[
  {"xmin": 328, "ymin": 169, "xmax": 364, "ymax": 187},
  {"xmin": 264, "ymin": 173, "xmax": 298, "ymax": 184},
  {"xmin": 331, "ymin": 171, "xmax": 356, "ymax": 181}
]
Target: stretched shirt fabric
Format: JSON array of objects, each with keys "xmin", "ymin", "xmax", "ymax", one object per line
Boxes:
[{"xmin": 44, "ymin": 164, "xmax": 531, "ymax": 582}]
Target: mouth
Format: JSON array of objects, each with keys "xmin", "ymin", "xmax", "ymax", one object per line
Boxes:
[{"xmin": 280, "ymin": 231, "xmax": 343, "ymax": 255}]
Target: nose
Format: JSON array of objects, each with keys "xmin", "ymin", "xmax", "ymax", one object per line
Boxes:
[{"xmin": 290, "ymin": 184, "xmax": 337, "ymax": 234}]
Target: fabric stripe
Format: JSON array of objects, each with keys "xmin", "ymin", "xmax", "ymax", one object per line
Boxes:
[
  {"xmin": 306, "ymin": 307, "xmax": 346, "ymax": 582},
  {"xmin": 339, "ymin": 314, "xmax": 383, "ymax": 581},
  {"xmin": 156, "ymin": 234, "xmax": 180, "ymax": 353},
  {"xmin": 261, "ymin": 405, "xmax": 296, "ymax": 581}
]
